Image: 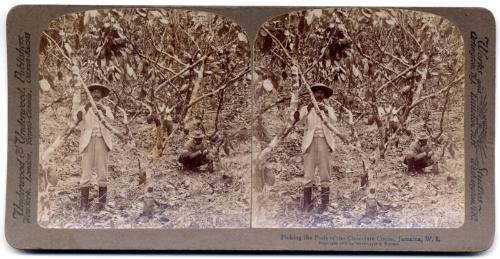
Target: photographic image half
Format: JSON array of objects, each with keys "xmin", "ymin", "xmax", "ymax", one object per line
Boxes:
[
  {"xmin": 251, "ymin": 8, "xmax": 465, "ymax": 228},
  {"xmin": 38, "ymin": 8, "xmax": 252, "ymax": 229}
]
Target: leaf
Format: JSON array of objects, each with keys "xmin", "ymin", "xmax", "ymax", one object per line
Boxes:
[
  {"xmin": 401, "ymin": 56, "xmax": 409, "ymax": 64},
  {"xmin": 262, "ymin": 79, "xmax": 274, "ymax": 92},
  {"xmin": 340, "ymin": 73, "xmax": 346, "ymax": 81},
  {"xmin": 352, "ymin": 64, "xmax": 362, "ymax": 80},
  {"xmin": 111, "ymin": 9, "xmax": 124, "ymax": 17},
  {"xmin": 400, "ymin": 85, "xmax": 412, "ymax": 93},
  {"xmin": 95, "ymin": 45, "xmax": 103, "ymax": 56},
  {"xmin": 374, "ymin": 11, "xmax": 390, "ymax": 19},
  {"xmin": 290, "ymin": 92, "xmax": 299, "ymax": 105},
  {"xmin": 448, "ymin": 143, "xmax": 456, "ymax": 158},
  {"xmin": 39, "ymin": 79, "xmax": 51, "ymax": 92},
  {"xmin": 312, "ymin": 9, "xmax": 323, "ymax": 18},
  {"xmin": 150, "ymin": 10, "xmax": 163, "ymax": 18},
  {"xmin": 180, "ymin": 84, "xmax": 190, "ymax": 92},
  {"xmin": 64, "ymin": 43, "xmax": 73, "ymax": 56},
  {"xmin": 326, "ymin": 59, "xmax": 332, "ymax": 68},
  {"xmin": 305, "ymin": 11, "xmax": 315, "ymax": 25},
  {"xmin": 86, "ymin": 10, "xmax": 98, "ymax": 18},
  {"xmin": 114, "ymin": 72, "xmax": 121, "ymax": 81},
  {"xmin": 126, "ymin": 63, "xmax": 136, "ymax": 79},
  {"xmin": 337, "ymin": 23, "xmax": 347, "ymax": 32},
  {"xmin": 159, "ymin": 18, "xmax": 169, "ymax": 25},
  {"xmin": 361, "ymin": 8, "xmax": 372, "ymax": 18},
  {"xmin": 136, "ymin": 9, "xmax": 147, "ymax": 17},
  {"xmin": 83, "ymin": 12, "xmax": 91, "ymax": 26},
  {"xmin": 385, "ymin": 18, "xmax": 397, "ymax": 26},
  {"xmin": 363, "ymin": 59, "xmax": 370, "ymax": 74},
  {"xmin": 223, "ymin": 141, "xmax": 231, "ymax": 156},
  {"xmin": 237, "ymin": 32, "xmax": 248, "ymax": 42},
  {"xmin": 47, "ymin": 167, "xmax": 58, "ymax": 186}
]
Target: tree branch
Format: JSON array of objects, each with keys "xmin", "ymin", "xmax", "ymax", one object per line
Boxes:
[
  {"xmin": 125, "ymin": 34, "xmax": 176, "ymax": 75},
  {"xmin": 257, "ymin": 120, "xmax": 299, "ymax": 163},
  {"xmin": 185, "ymin": 66, "xmax": 250, "ymax": 109},
  {"xmin": 303, "ymin": 33, "xmax": 333, "ymax": 75},
  {"xmin": 375, "ymin": 56, "xmax": 427, "ymax": 95},
  {"xmin": 375, "ymin": 40, "xmax": 411, "ymax": 68},
  {"xmin": 252, "ymin": 93, "xmax": 309, "ymax": 123},
  {"xmin": 152, "ymin": 43, "xmax": 188, "ymax": 67},
  {"xmin": 426, "ymin": 86, "xmax": 451, "ymax": 141},
  {"xmin": 154, "ymin": 54, "xmax": 208, "ymax": 93},
  {"xmin": 262, "ymin": 27, "xmax": 295, "ymax": 63},
  {"xmin": 42, "ymin": 32, "xmax": 72, "ymax": 63},
  {"xmin": 209, "ymin": 90, "xmax": 225, "ymax": 139},
  {"xmin": 44, "ymin": 31, "xmax": 129, "ymax": 143},
  {"xmin": 263, "ymin": 27, "xmax": 349, "ymax": 143},
  {"xmin": 410, "ymin": 75, "xmax": 464, "ymax": 110},
  {"xmin": 178, "ymin": 24, "xmax": 201, "ymax": 51},
  {"xmin": 398, "ymin": 19, "xmax": 423, "ymax": 51},
  {"xmin": 40, "ymin": 95, "xmax": 71, "ymax": 112},
  {"xmin": 341, "ymin": 30, "xmax": 399, "ymax": 76}
]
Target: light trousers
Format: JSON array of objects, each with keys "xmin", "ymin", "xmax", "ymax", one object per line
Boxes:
[
  {"xmin": 303, "ymin": 137, "xmax": 331, "ymax": 188},
  {"xmin": 80, "ymin": 136, "xmax": 109, "ymax": 187}
]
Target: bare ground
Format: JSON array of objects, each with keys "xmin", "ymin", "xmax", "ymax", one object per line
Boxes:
[
  {"xmin": 38, "ymin": 94, "xmax": 251, "ymax": 229},
  {"xmin": 252, "ymin": 106, "xmax": 465, "ymax": 228}
]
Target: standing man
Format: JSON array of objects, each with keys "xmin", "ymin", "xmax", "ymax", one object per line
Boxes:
[
  {"xmin": 75, "ymin": 83, "xmax": 114, "ymax": 211},
  {"xmin": 293, "ymin": 83, "xmax": 337, "ymax": 213}
]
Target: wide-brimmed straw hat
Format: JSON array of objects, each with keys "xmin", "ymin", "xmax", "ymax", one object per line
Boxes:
[
  {"xmin": 87, "ymin": 83, "xmax": 110, "ymax": 97},
  {"xmin": 310, "ymin": 83, "xmax": 333, "ymax": 98}
]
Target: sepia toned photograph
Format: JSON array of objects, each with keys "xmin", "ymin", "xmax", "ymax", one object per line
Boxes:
[
  {"xmin": 252, "ymin": 8, "xmax": 465, "ymax": 228},
  {"xmin": 37, "ymin": 8, "xmax": 252, "ymax": 228},
  {"xmin": 5, "ymin": 4, "xmax": 496, "ymax": 251}
]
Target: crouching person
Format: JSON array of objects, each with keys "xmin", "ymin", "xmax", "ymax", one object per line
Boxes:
[
  {"xmin": 403, "ymin": 133, "xmax": 438, "ymax": 174},
  {"xmin": 178, "ymin": 130, "xmax": 214, "ymax": 173}
]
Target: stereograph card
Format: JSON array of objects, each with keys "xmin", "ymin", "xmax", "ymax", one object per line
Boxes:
[{"xmin": 5, "ymin": 5, "xmax": 495, "ymax": 251}]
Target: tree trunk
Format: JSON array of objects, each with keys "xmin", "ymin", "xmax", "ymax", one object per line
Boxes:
[
  {"xmin": 183, "ymin": 60, "xmax": 205, "ymax": 126},
  {"xmin": 149, "ymin": 118, "xmax": 165, "ymax": 159}
]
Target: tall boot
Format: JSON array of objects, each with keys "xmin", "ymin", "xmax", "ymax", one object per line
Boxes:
[
  {"xmin": 318, "ymin": 187, "xmax": 330, "ymax": 213},
  {"xmin": 303, "ymin": 187, "xmax": 313, "ymax": 212},
  {"xmin": 80, "ymin": 187, "xmax": 90, "ymax": 211},
  {"xmin": 97, "ymin": 186, "xmax": 107, "ymax": 211}
]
